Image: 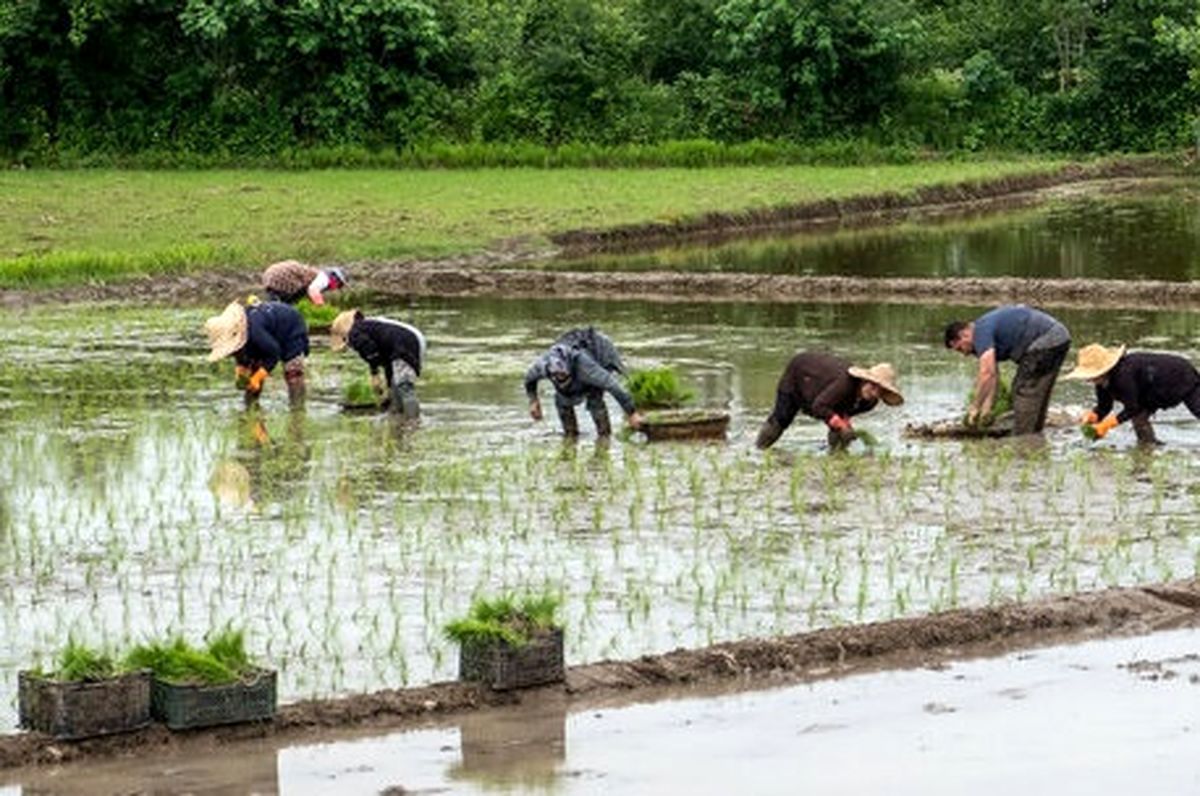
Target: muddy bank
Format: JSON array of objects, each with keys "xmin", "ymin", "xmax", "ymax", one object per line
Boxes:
[
  {"xmin": 361, "ymin": 264, "xmax": 1200, "ymax": 311},
  {"xmin": 3, "ymin": 579, "xmax": 1198, "ymax": 771}
]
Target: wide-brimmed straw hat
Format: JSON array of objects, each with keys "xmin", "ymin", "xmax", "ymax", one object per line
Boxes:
[
  {"xmin": 1064, "ymin": 343, "xmax": 1125, "ymax": 380},
  {"xmin": 848, "ymin": 362, "xmax": 904, "ymax": 406},
  {"xmin": 204, "ymin": 302, "xmax": 248, "ymax": 362},
  {"xmin": 330, "ymin": 309, "xmax": 359, "ymax": 352}
]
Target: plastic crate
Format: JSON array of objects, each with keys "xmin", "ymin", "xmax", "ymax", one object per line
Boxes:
[
  {"xmin": 18, "ymin": 670, "xmax": 152, "ymax": 740},
  {"xmin": 458, "ymin": 629, "xmax": 565, "ymax": 691},
  {"xmin": 151, "ymin": 668, "xmax": 277, "ymax": 730}
]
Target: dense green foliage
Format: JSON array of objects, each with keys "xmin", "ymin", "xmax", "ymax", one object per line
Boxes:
[
  {"xmin": 626, "ymin": 366, "xmax": 696, "ymax": 410},
  {"xmin": 45, "ymin": 639, "xmax": 123, "ymax": 681},
  {"xmin": 124, "ymin": 628, "xmax": 255, "ymax": 685},
  {"xmin": 2, "ymin": 0, "xmax": 1199, "ymax": 162},
  {"xmin": 965, "ymin": 373, "xmax": 1013, "ymax": 426},
  {"xmin": 444, "ymin": 593, "xmax": 562, "ymax": 647}
]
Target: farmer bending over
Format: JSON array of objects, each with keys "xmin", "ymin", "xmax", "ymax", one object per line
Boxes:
[
  {"xmin": 944, "ymin": 304, "xmax": 1070, "ymax": 435},
  {"xmin": 525, "ymin": 328, "xmax": 643, "ymax": 437},
  {"xmin": 1065, "ymin": 343, "xmax": 1200, "ymax": 445},
  {"xmin": 205, "ymin": 300, "xmax": 310, "ymax": 405},
  {"xmin": 755, "ymin": 352, "xmax": 904, "ymax": 450},
  {"xmin": 330, "ymin": 310, "xmax": 426, "ymax": 419},
  {"xmin": 262, "ymin": 260, "xmax": 348, "ymax": 306}
]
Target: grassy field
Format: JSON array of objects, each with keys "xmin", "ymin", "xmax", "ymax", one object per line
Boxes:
[{"xmin": 0, "ymin": 161, "xmax": 1067, "ymax": 288}]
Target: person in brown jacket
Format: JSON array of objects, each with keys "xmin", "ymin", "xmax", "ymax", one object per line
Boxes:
[
  {"xmin": 261, "ymin": 260, "xmax": 348, "ymax": 305},
  {"xmin": 755, "ymin": 352, "xmax": 904, "ymax": 450}
]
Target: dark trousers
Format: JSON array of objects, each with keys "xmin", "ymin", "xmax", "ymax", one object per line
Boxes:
[
  {"xmin": 1012, "ymin": 341, "xmax": 1070, "ymax": 435},
  {"xmin": 1131, "ymin": 383, "xmax": 1200, "ymax": 445},
  {"xmin": 555, "ymin": 389, "xmax": 611, "ymax": 436}
]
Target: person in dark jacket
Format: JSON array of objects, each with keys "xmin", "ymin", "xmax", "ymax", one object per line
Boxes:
[
  {"xmin": 525, "ymin": 328, "xmax": 643, "ymax": 437},
  {"xmin": 944, "ymin": 304, "xmax": 1070, "ymax": 435},
  {"xmin": 1064, "ymin": 343, "xmax": 1200, "ymax": 445},
  {"xmin": 205, "ymin": 301, "xmax": 310, "ymax": 404},
  {"xmin": 755, "ymin": 352, "xmax": 904, "ymax": 450},
  {"xmin": 261, "ymin": 260, "xmax": 348, "ymax": 305},
  {"xmin": 330, "ymin": 309, "xmax": 426, "ymax": 419}
]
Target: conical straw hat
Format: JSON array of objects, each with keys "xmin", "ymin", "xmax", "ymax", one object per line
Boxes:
[
  {"xmin": 1064, "ymin": 343, "xmax": 1125, "ymax": 380},
  {"xmin": 204, "ymin": 302, "xmax": 248, "ymax": 362},
  {"xmin": 848, "ymin": 362, "xmax": 904, "ymax": 406},
  {"xmin": 330, "ymin": 310, "xmax": 358, "ymax": 352}
]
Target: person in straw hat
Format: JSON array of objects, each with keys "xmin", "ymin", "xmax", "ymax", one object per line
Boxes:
[
  {"xmin": 261, "ymin": 260, "xmax": 348, "ymax": 306},
  {"xmin": 755, "ymin": 351, "xmax": 904, "ymax": 450},
  {"xmin": 944, "ymin": 304, "xmax": 1070, "ymax": 435},
  {"xmin": 330, "ymin": 309, "xmax": 426, "ymax": 419},
  {"xmin": 204, "ymin": 300, "xmax": 310, "ymax": 404},
  {"xmin": 1063, "ymin": 343, "xmax": 1200, "ymax": 445}
]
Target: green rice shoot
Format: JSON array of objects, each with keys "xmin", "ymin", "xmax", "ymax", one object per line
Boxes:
[
  {"xmin": 444, "ymin": 593, "xmax": 562, "ymax": 648},
  {"xmin": 626, "ymin": 367, "xmax": 695, "ymax": 410},
  {"xmin": 124, "ymin": 628, "xmax": 255, "ymax": 686}
]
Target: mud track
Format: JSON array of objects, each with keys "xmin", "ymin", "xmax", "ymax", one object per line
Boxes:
[
  {"xmin": 1, "ymin": 158, "xmax": 1190, "ymax": 312},
  {"xmin": 3, "ymin": 579, "xmax": 1199, "ymax": 771}
]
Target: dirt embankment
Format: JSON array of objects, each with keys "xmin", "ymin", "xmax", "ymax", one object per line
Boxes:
[
  {"xmin": 3, "ymin": 579, "xmax": 1199, "ymax": 771},
  {"xmin": 0, "ymin": 157, "xmax": 1188, "ymax": 311}
]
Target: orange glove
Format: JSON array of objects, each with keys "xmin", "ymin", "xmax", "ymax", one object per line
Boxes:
[
  {"xmin": 235, "ymin": 365, "xmax": 252, "ymax": 389},
  {"xmin": 246, "ymin": 368, "xmax": 269, "ymax": 395},
  {"xmin": 827, "ymin": 414, "xmax": 853, "ymax": 433},
  {"xmin": 1080, "ymin": 410, "xmax": 1099, "ymax": 425},
  {"xmin": 1090, "ymin": 414, "xmax": 1119, "ymax": 439},
  {"xmin": 252, "ymin": 420, "xmax": 270, "ymax": 445}
]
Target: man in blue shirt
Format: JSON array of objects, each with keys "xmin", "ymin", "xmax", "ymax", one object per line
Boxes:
[{"xmin": 944, "ymin": 305, "xmax": 1071, "ymax": 435}]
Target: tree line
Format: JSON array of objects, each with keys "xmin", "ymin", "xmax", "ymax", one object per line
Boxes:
[{"xmin": 3, "ymin": 0, "xmax": 1200, "ymax": 162}]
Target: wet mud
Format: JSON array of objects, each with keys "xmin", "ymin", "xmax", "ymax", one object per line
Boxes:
[{"xmin": 3, "ymin": 578, "xmax": 1197, "ymax": 772}]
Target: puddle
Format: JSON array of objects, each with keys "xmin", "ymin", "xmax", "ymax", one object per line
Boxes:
[{"xmin": 5, "ymin": 626, "xmax": 1200, "ymax": 793}]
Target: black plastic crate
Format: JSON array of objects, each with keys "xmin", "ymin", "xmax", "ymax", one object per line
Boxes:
[
  {"xmin": 150, "ymin": 668, "xmax": 277, "ymax": 730},
  {"xmin": 458, "ymin": 629, "xmax": 565, "ymax": 691},
  {"xmin": 18, "ymin": 670, "xmax": 152, "ymax": 740}
]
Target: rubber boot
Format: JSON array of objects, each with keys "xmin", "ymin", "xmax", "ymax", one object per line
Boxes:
[
  {"xmin": 391, "ymin": 380, "xmax": 420, "ymax": 420},
  {"xmin": 285, "ymin": 373, "xmax": 306, "ymax": 407},
  {"xmin": 1132, "ymin": 415, "xmax": 1161, "ymax": 446},
  {"xmin": 588, "ymin": 399, "xmax": 612, "ymax": 437},
  {"xmin": 755, "ymin": 418, "xmax": 784, "ymax": 449},
  {"xmin": 557, "ymin": 404, "xmax": 580, "ymax": 437}
]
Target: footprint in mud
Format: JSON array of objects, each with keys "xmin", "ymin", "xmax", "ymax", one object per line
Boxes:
[{"xmin": 922, "ymin": 702, "xmax": 957, "ymax": 715}]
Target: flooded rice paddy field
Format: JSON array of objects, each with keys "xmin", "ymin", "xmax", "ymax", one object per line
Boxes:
[
  {"xmin": 5, "ymin": 625, "xmax": 1199, "ymax": 793},
  {"xmin": 1, "ymin": 296, "xmax": 1200, "ymax": 732},
  {"xmin": 549, "ymin": 178, "xmax": 1200, "ymax": 281}
]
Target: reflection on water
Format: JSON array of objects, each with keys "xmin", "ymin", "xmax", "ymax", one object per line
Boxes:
[
  {"xmin": 549, "ymin": 179, "xmax": 1200, "ymax": 281},
  {"xmin": 451, "ymin": 701, "xmax": 567, "ymax": 790},
  {"xmin": 2, "ymin": 296, "xmax": 1200, "ymax": 735}
]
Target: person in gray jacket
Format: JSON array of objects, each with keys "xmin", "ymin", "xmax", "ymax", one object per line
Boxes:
[{"xmin": 525, "ymin": 328, "xmax": 644, "ymax": 437}]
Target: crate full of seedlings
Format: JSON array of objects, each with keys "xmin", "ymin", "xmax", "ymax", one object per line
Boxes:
[
  {"xmin": 625, "ymin": 366, "xmax": 729, "ymax": 441},
  {"xmin": 18, "ymin": 641, "xmax": 152, "ymax": 740},
  {"xmin": 126, "ymin": 629, "xmax": 276, "ymax": 730},
  {"xmin": 446, "ymin": 594, "xmax": 565, "ymax": 691}
]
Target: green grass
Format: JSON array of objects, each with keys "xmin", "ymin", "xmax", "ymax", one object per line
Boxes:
[
  {"xmin": 343, "ymin": 379, "xmax": 377, "ymax": 406},
  {"xmin": 444, "ymin": 593, "xmax": 562, "ymax": 648},
  {"xmin": 0, "ymin": 161, "xmax": 1068, "ymax": 288}
]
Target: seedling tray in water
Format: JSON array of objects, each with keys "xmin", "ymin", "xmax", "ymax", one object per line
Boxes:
[
  {"xmin": 641, "ymin": 409, "xmax": 731, "ymax": 441},
  {"xmin": 18, "ymin": 670, "xmax": 153, "ymax": 740},
  {"xmin": 904, "ymin": 409, "xmax": 1076, "ymax": 440},
  {"xmin": 458, "ymin": 628, "xmax": 565, "ymax": 691},
  {"xmin": 151, "ymin": 668, "xmax": 277, "ymax": 730}
]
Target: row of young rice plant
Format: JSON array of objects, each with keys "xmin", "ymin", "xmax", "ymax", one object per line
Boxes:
[{"xmin": 1, "ymin": 301, "xmax": 1200, "ymax": 731}]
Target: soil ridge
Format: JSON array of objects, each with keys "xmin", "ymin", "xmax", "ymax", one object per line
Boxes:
[{"xmin": 2, "ymin": 579, "xmax": 1196, "ymax": 770}]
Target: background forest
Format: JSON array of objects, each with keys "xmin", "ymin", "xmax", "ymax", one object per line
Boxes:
[{"xmin": 4, "ymin": 0, "xmax": 1200, "ymax": 162}]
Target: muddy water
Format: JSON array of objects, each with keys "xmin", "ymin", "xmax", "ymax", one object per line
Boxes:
[
  {"xmin": 550, "ymin": 178, "xmax": 1200, "ymax": 281},
  {"xmin": 3, "ymin": 296, "xmax": 1200, "ymax": 735},
  {"xmin": 5, "ymin": 625, "xmax": 1199, "ymax": 793}
]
